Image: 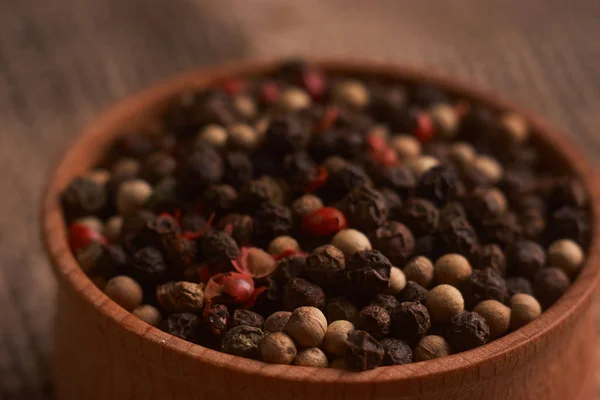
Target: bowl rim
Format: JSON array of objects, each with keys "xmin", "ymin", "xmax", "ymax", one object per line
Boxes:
[{"xmin": 42, "ymin": 59, "xmax": 600, "ymax": 384}]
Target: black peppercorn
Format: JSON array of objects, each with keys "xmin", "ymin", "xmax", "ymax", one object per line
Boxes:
[
  {"xmin": 308, "ymin": 129, "xmax": 341, "ymax": 163},
  {"xmin": 202, "ymin": 184, "xmax": 238, "ymax": 217},
  {"xmin": 217, "ymin": 213, "xmax": 254, "ymax": 247},
  {"xmin": 253, "ymin": 202, "xmax": 293, "ymax": 246},
  {"xmin": 506, "ymin": 239, "xmax": 546, "ymax": 279},
  {"xmin": 118, "ymin": 210, "xmax": 156, "ymax": 246},
  {"xmin": 265, "ymin": 115, "xmax": 309, "ymax": 153},
  {"xmin": 399, "ymin": 198, "xmax": 439, "ymax": 236},
  {"xmin": 439, "ymin": 217, "xmax": 479, "ymax": 260},
  {"xmin": 237, "ymin": 178, "xmax": 279, "ymax": 212},
  {"xmin": 203, "ymin": 304, "xmax": 230, "ymax": 335},
  {"xmin": 305, "ymin": 245, "xmax": 346, "ymax": 286},
  {"xmin": 92, "ymin": 245, "xmax": 128, "ymax": 278},
  {"xmin": 474, "ymin": 244, "xmax": 506, "ymax": 276},
  {"xmin": 283, "ymin": 152, "xmax": 318, "ymax": 189},
  {"xmin": 128, "ymin": 247, "xmax": 170, "ymax": 287},
  {"xmin": 336, "ymin": 129, "xmax": 366, "ymax": 160},
  {"xmin": 533, "ymin": 267, "xmax": 571, "ymax": 309},
  {"xmin": 457, "ymin": 104, "xmax": 494, "ymax": 142},
  {"xmin": 447, "ymin": 311, "xmax": 490, "ymax": 352},
  {"xmin": 415, "ymin": 165, "xmax": 462, "ymax": 206},
  {"xmin": 356, "ymin": 305, "xmax": 391, "ymax": 339},
  {"xmin": 177, "ymin": 146, "xmax": 224, "ymax": 195},
  {"xmin": 460, "ymin": 268, "xmax": 509, "ymax": 309},
  {"xmin": 221, "ymin": 325, "xmax": 265, "ymax": 359},
  {"xmin": 413, "ymin": 235, "xmax": 445, "ymax": 261},
  {"xmin": 180, "ymin": 213, "xmax": 209, "ymax": 234},
  {"xmin": 506, "ymin": 276, "xmax": 534, "ymax": 297},
  {"xmin": 548, "ymin": 206, "xmax": 589, "ymax": 246},
  {"xmin": 379, "ymin": 188, "xmax": 404, "ymax": 219},
  {"xmin": 380, "ymin": 338, "xmax": 413, "ymax": 366},
  {"xmin": 347, "ymin": 250, "xmax": 392, "ymax": 293},
  {"xmin": 481, "ymin": 212, "xmax": 522, "ymax": 247},
  {"xmin": 390, "ymin": 302, "xmax": 431, "ymax": 346},
  {"xmin": 326, "ymin": 297, "xmax": 358, "ymax": 324},
  {"xmin": 140, "ymin": 152, "xmax": 177, "ymax": 185},
  {"xmin": 439, "ymin": 201, "xmax": 467, "ymax": 224},
  {"xmin": 272, "ymin": 255, "xmax": 307, "ymax": 285},
  {"xmin": 283, "ymin": 278, "xmax": 326, "ymax": 310},
  {"xmin": 319, "ymin": 164, "xmax": 370, "ymax": 203},
  {"xmin": 548, "ymin": 177, "xmax": 588, "ymax": 211},
  {"xmin": 398, "ymin": 281, "xmax": 429, "ymax": 303},
  {"xmin": 345, "ymin": 330, "xmax": 385, "ymax": 371},
  {"xmin": 374, "ymin": 166, "xmax": 415, "ymax": 199},
  {"xmin": 160, "ymin": 313, "xmax": 201, "ymax": 342},
  {"xmin": 230, "ymin": 309, "xmax": 265, "ymax": 329},
  {"xmin": 367, "ymin": 221, "xmax": 415, "ymax": 265},
  {"xmin": 146, "ymin": 178, "xmax": 182, "ymax": 214},
  {"xmin": 200, "ymin": 231, "xmax": 240, "ymax": 266},
  {"xmin": 463, "ymin": 187, "xmax": 507, "ymax": 222},
  {"xmin": 163, "ymin": 236, "xmax": 197, "ymax": 269},
  {"xmin": 339, "ymin": 186, "xmax": 389, "ymax": 232},
  {"xmin": 61, "ymin": 177, "xmax": 107, "ymax": 219},
  {"xmin": 370, "ymin": 294, "xmax": 400, "ymax": 314},
  {"xmin": 223, "ymin": 151, "xmax": 254, "ymax": 189}
]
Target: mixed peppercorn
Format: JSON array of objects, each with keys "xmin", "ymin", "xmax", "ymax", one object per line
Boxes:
[{"xmin": 61, "ymin": 60, "xmax": 590, "ymax": 371}]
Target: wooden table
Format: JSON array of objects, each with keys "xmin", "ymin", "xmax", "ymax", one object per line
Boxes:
[{"xmin": 1, "ymin": 0, "xmax": 599, "ymax": 398}]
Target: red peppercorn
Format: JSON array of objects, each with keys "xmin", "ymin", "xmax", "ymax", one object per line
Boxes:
[
  {"xmin": 313, "ymin": 106, "xmax": 339, "ymax": 133},
  {"xmin": 301, "ymin": 207, "xmax": 348, "ymax": 236},
  {"xmin": 303, "ymin": 166, "xmax": 328, "ymax": 193},
  {"xmin": 301, "ymin": 67, "xmax": 326, "ymax": 98},
  {"xmin": 205, "ymin": 272, "xmax": 255, "ymax": 304},
  {"xmin": 68, "ymin": 223, "xmax": 107, "ymax": 254},
  {"xmin": 260, "ymin": 80, "xmax": 280, "ymax": 105},
  {"xmin": 413, "ymin": 112, "xmax": 434, "ymax": 143},
  {"xmin": 366, "ymin": 135, "xmax": 399, "ymax": 166},
  {"xmin": 219, "ymin": 78, "xmax": 245, "ymax": 96}
]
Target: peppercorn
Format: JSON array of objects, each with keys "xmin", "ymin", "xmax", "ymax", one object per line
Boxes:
[
  {"xmin": 366, "ymin": 295, "xmax": 397, "ymax": 316},
  {"xmin": 291, "ymin": 194, "xmax": 324, "ymax": 220},
  {"xmin": 548, "ymin": 177, "xmax": 587, "ymax": 210},
  {"xmin": 264, "ymin": 115, "xmax": 309, "ymax": 153},
  {"xmin": 140, "ymin": 152, "xmax": 177, "ymax": 185},
  {"xmin": 323, "ymin": 320, "xmax": 354, "ymax": 356},
  {"xmin": 303, "ymin": 245, "xmax": 345, "ymax": 286},
  {"xmin": 228, "ymin": 124, "xmax": 259, "ymax": 151},
  {"xmin": 260, "ymin": 332, "xmax": 297, "ymax": 365},
  {"xmin": 128, "ymin": 247, "xmax": 170, "ymax": 287},
  {"xmin": 434, "ymin": 253, "xmax": 473, "ymax": 287},
  {"xmin": 203, "ymin": 303, "xmax": 230, "ymax": 335},
  {"xmin": 430, "ymin": 103, "xmax": 458, "ymax": 138},
  {"xmin": 223, "ymin": 151, "xmax": 253, "ymax": 189},
  {"xmin": 391, "ymin": 301, "xmax": 431, "ymax": 346},
  {"xmin": 104, "ymin": 275, "xmax": 143, "ymax": 311},
  {"xmin": 339, "ymin": 186, "xmax": 388, "ymax": 232},
  {"xmin": 379, "ymin": 188, "xmax": 403, "ymax": 219},
  {"xmin": 472, "ymin": 155, "xmax": 503, "ymax": 183},
  {"xmin": 399, "ymin": 198, "xmax": 439, "ymax": 236},
  {"xmin": 264, "ymin": 311, "xmax": 292, "ymax": 333},
  {"xmin": 217, "ymin": 213, "xmax": 254, "ymax": 247},
  {"xmin": 475, "ymin": 244, "xmax": 506, "ymax": 276},
  {"xmin": 163, "ymin": 235, "xmax": 197, "ymax": 269},
  {"xmin": 347, "ymin": 250, "xmax": 392, "ymax": 293},
  {"xmin": 132, "ymin": 304, "xmax": 162, "ymax": 326},
  {"xmin": 481, "ymin": 212, "xmax": 523, "ymax": 247},
  {"xmin": 506, "ymin": 276, "xmax": 534, "ymax": 297},
  {"xmin": 301, "ymin": 207, "xmax": 348, "ymax": 237},
  {"xmin": 345, "ymin": 330, "xmax": 384, "ymax": 371},
  {"xmin": 272, "ymin": 255, "xmax": 306, "ymax": 285},
  {"xmin": 92, "ymin": 244, "xmax": 128, "ymax": 278},
  {"xmin": 230, "ymin": 309, "xmax": 265, "ymax": 329},
  {"xmin": 547, "ymin": 239, "xmax": 584, "ymax": 276},
  {"xmin": 221, "ymin": 325, "xmax": 265, "ymax": 359},
  {"xmin": 111, "ymin": 157, "xmax": 141, "ymax": 181},
  {"xmin": 283, "ymin": 278, "xmax": 326, "ymax": 311},
  {"xmin": 282, "ymin": 152, "xmax": 318, "ymax": 189},
  {"xmin": 334, "ymin": 80, "xmax": 370, "ymax": 108},
  {"xmin": 403, "ymin": 256, "xmax": 434, "ymax": 288},
  {"xmin": 202, "ymin": 184, "xmax": 238, "ymax": 216},
  {"xmin": 548, "ymin": 206, "xmax": 589, "ymax": 246},
  {"xmin": 398, "ymin": 281, "xmax": 429, "ymax": 303},
  {"xmin": 356, "ymin": 305, "xmax": 390, "ymax": 339},
  {"xmin": 384, "ymin": 268, "xmax": 405, "ymax": 296},
  {"xmin": 367, "ymin": 221, "xmax": 415, "ymax": 266},
  {"xmin": 199, "ymin": 231, "xmax": 240, "ymax": 267},
  {"xmin": 177, "ymin": 146, "xmax": 224, "ymax": 195},
  {"xmin": 253, "ymin": 202, "xmax": 293, "ymax": 246},
  {"xmin": 460, "ymin": 267, "xmax": 509, "ymax": 309},
  {"xmin": 463, "ymin": 187, "xmax": 507, "ymax": 222},
  {"xmin": 320, "ymin": 164, "xmax": 370, "ymax": 202},
  {"xmin": 284, "ymin": 306, "xmax": 327, "ymax": 347},
  {"xmin": 238, "ymin": 178, "xmax": 280, "ymax": 212},
  {"xmin": 439, "ymin": 216, "xmax": 479, "ymax": 260},
  {"xmin": 61, "ymin": 177, "xmax": 107, "ymax": 220},
  {"xmin": 406, "ymin": 155, "xmax": 440, "ymax": 179},
  {"xmin": 326, "ymin": 297, "xmax": 358, "ymax": 324},
  {"xmin": 85, "ymin": 169, "xmax": 111, "ymax": 186},
  {"xmin": 426, "ymin": 284, "xmax": 464, "ymax": 322},
  {"xmin": 449, "ymin": 142, "xmax": 476, "ymax": 166},
  {"xmin": 145, "ymin": 178, "xmax": 181, "ymax": 214},
  {"xmin": 279, "ymin": 87, "xmax": 312, "ymax": 111},
  {"xmin": 380, "ymin": 338, "xmax": 413, "ymax": 365},
  {"xmin": 104, "ymin": 216, "xmax": 123, "ymax": 243},
  {"xmin": 414, "ymin": 335, "xmax": 453, "ymax": 361},
  {"xmin": 447, "ymin": 311, "xmax": 490, "ymax": 352},
  {"xmin": 74, "ymin": 216, "xmax": 104, "ymax": 235},
  {"xmin": 161, "ymin": 313, "xmax": 201, "ymax": 342},
  {"xmin": 391, "ymin": 135, "xmax": 421, "ymax": 159},
  {"xmin": 415, "ymin": 165, "xmax": 462, "ymax": 206},
  {"xmin": 331, "ymin": 229, "xmax": 372, "ymax": 256},
  {"xmin": 76, "ymin": 241, "xmax": 104, "ymax": 273},
  {"xmin": 373, "ymin": 165, "xmax": 416, "ymax": 198},
  {"xmin": 294, "ymin": 347, "xmax": 329, "ymax": 367},
  {"xmin": 473, "ymin": 299, "xmax": 510, "ymax": 338},
  {"xmin": 509, "ymin": 293, "xmax": 542, "ymax": 329},
  {"xmin": 498, "ymin": 112, "xmax": 529, "ymax": 145},
  {"xmin": 196, "ymin": 124, "xmax": 228, "ymax": 148},
  {"xmin": 506, "ymin": 239, "xmax": 546, "ymax": 279},
  {"xmin": 533, "ymin": 267, "xmax": 571, "ymax": 309},
  {"xmin": 156, "ymin": 281, "xmax": 204, "ymax": 313}
]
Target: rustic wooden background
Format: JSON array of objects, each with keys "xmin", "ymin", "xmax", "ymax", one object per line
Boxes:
[{"xmin": 1, "ymin": 0, "xmax": 599, "ymax": 398}]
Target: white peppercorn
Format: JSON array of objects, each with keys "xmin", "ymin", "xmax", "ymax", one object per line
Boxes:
[
  {"xmin": 291, "ymin": 194, "xmax": 324, "ymax": 219},
  {"xmin": 473, "ymin": 155, "xmax": 503, "ymax": 183},
  {"xmin": 449, "ymin": 142, "xmax": 476, "ymax": 165},
  {"xmin": 196, "ymin": 124, "xmax": 228, "ymax": 148},
  {"xmin": 473, "ymin": 300, "xmax": 511, "ymax": 338},
  {"xmin": 234, "ymin": 94, "xmax": 257, "ymax": 119},
  {"xmin": 132, "ymin": 304, "xmax": 162, "ymax": 326},
  {"xmin": 510, "ymin": 293, "xmax": 542, "ymax": 329},
  {"xmin": 264, "ymin": 311, "xmax": 292, "ymax": 333},
  {"xmin": 385, "ymin": 266, "xmax": 407, "ymax": 295},
  {"xmin": 112, "ymin": 157, "xmax": 140, "ymax": 180},
  {"xmin": 85, "ymin": 169, "xmax": 111, "ymax": 185},
  {"xmin": 426, "ymin": 284, "xmax": 464, "ymax": 322},
  {"xmin": 323, "ymin": 320, "xmax": 354, "ymax": 356},
  {"xmin": 280, "ymin": 87, "xmax": 311, "ymax": 111},
  {"xmin": 331, "ymin": 229, "xmax": 372, "ymax": 255},
  {"xmin": 228, "ymin": 124, "xmax": 259, "ymax": 150},
  {"xmin": 430, "ymin": 103, "xmax": 458, "ymax": 138},
  {"xmin": 284, "ymin": 306, "xmax": 327, "ymax": 347},
  {"xmin": 414, "ymin": 335, "xmax": 453, "ymax": 361},
  {"xmin": 268, "ymin": 235, "xmax": 301, "ymax": 257},
  {"xmin": 391, "ymin": 135, "xmax": 422, "ymax": 159},
  {"xmin": 116, "ymin": 179, "xmax": 153, "ymax": 215},
  {"xmin": 104, "ymin": 216, "xmax": 123, "ymax": 243},
  {"xmin": 434, "ymin": 254, "xmax": 473, "ymax": 286},
  {"xmin": 406, "ymin": 155, "xmax": 440, "ymax": 179},
  {"xmin": 548, "ymin": 239, "xmax": 584, "ymax": 276},
  {"xmin": 294, "ymin": 347, "xmax": 329, "ymax": 367},
  {"xmin": 104, "ymin": 275, "xmax": 143, "ymax": 311},
  {"xmin": 500, "ymin": 113, "xmax": 529, "ymax": 144},
  {"xmin": 334, "ymin": 80, "xmax": 370, "ymax": 108},
  {"xmin": 403, "ymin": 256, "xmax": 435, "ymax": 288},
  {"xmin": 259, "ymin": 332, "xmax": 297, "ymax": 365}
]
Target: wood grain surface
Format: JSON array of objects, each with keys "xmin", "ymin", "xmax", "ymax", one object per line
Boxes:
[{"xmin": 1, "ymin": 0, "xmax": 600, "ymax": 398}]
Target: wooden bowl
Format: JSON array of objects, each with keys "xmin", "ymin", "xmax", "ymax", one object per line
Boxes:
[{"xmin": 42, "ymin": 60, "xmax": 600, "ymax": 400}]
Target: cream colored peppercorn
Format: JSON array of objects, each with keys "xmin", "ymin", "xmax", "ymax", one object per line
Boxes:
[
  {"xmin": 234, "ymin": 94, "xmax": 257, "ymax": 119},
  {"xmin": 473, "ymin": 300, "xmax": 511, "ymax": 338},
  {"xmin": 323, "ymin": 320, "xmax": 354, "ymax": 356},
  {"xmin": 322, "ymin": 156, "xmax": 350, "ymax": 173},
  {"xmin": 284, "ymin": 306, "xmax": 328, "ymax": 347},
  {"xmin": 403, "ymin": 256, "xmax": 435, "ymax": 288},
  {"xmin": 291, "ymin": 194, "xmax": 324, "ymax": 219},
  {"xmin": 116, "ymin": 179, "xmax": 153, "ymax": 215},
  {"xmin": 406, "ymin": 155, "xmax": 440, "ymax": 179},
  {"xmin": 449, "ymin": 142, "xmax": 476, "ymax": 165},
  {"xmin": 434, "ymin": 254, "xmax": 473, "ymax": 286},
  {"xmin": 105, "ymin": 275, "xmax": 143, "ymax": 311},
  {"xmin": 386, "ymin": 266, "xmax": 407, "ymax": 295},
  {"xmin": 196, "ymin": 124, "xmax": 228, "ymax": 148},
  {"xmin": 331, "ymin": 229, "xmax": 372, "ymax": 255},
  {"xmin": 391, "ymin": 135, "xmax": 422, "ymax": 159},
  {"xmin": 473, "ymin": 155, "xmax": 503, "ymax": 183},
  {"xmin": 426, "ymin": 284, "xmax": 464, "ymax": 322},
  {"xmin": 132, "ymin": 305, "xmax": 162, "ymax": 326},
  {"xmin": 548, "ymin": 239, "xmax": 584, "ymax": 276},
  {"xmin": 104, "ymin": 215, "xmax": 123, "ymax": 243},
  {"xmin": 228, "ymin": 123, "xmax": 259, "ymax": 150},
  {"xmin": 510, "ymin": 293, "xmax": 542, "ymax": 329},
  {"xmin": 430, "ymin": 103, "xmax": 458, "ymax": 138},
  {"xmin": 414, "ymin": 335, "xmax": 453, "ymax": 361},
  {"xmin": 329, "ymin": 357, "xmax": 348, "ymax": 369},
  {"xmin": 280, "ymin": 87, "xmax": 311, "ymax": 111},
  {"xmin": 85, "ymin": 169, "xmax": 111, "ymax": 185},
  {"xmin": 264, "ymin": 311, "xmax": 292, "ymax": 333},
  {"xmin": 293, "ymin": 347, "xmax": 329, "ymax": 368},
  {"xmin": 259, "ymin": 332, "xmax": 297, "ymax": 365},
  {"xmin": 255, "ymin": 117, "xmax": 270, "ymax": 139},
  {"xmin": 112, "ymin": 157, "xmax": 140, "ymax": 180},
  {"xmin": 75, "ymin": 216, "xmax": 104, "ymax": 234},
  {"xmin": 268, "ymin": 236, "xmax": 301, "ymax": 257},
  {"xmin": 500, "ymin": 113, "xmax": 529, "ymax": 144},
  {"xmin": 334, "ymin": 80, "xmax": 370, "ymax": 108},
  {"xmin": 487, "ymin": 188, "xmax": 508, "ymax": 215}
]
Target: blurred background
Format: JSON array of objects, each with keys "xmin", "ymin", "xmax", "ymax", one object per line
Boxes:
[{"xmin": 1, "ymin": 0, "xmax": 599, "ymax": 398}]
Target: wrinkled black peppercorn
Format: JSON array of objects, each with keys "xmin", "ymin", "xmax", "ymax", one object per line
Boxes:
[
  {"xmin": 463, "ymin": 187, "xmax": 506, "ymax": 222},
  {"xmin": 61, "ymin": 177, "xmax": 107, "ymax": 219},
  {"xmin": 506, "ymin": 276, "xmax": 534, "ymax": 297},
  {"xmin": 177, "ymin": 146, "xmax": 224, "ymax": 195},
  {"xmin": 460, "ymin": 268, "xmax": 509, "ymax": 309},
  {"xmin": 203, "ymin": 304, "xmax": 230, "ymax": 335},
  {"xmin": 202, "ymin": 184, "xmax": 238, "ymax": 217},
  {"xmin": 217, "ymin": 213, "xmax": 254, "ymax": 247},
  {"xmin": 265, "ymin": 115, "xmax": 309, "ymax": 153},
  {"xmin": 439, "ymin": 217, "xmax": 479, "ymax": 260},
  {"xmin": 533, "ymin": 267, "xmax": 571, "ymax": 309},
  {"xmin": 223, "ymin": 151, "xmax": 254, "ymax": 189},
  {"xmin": 283, "ymin": 152, "xmax": 318, "ymax": 189},
  {"xmin": 141, "ymin": 152, "xmax": 177, "ymax": 185},
  {"xmin": 356, "ymin": 305, "xmax": 391, "ymax": 339},
  {"xmin": 416, "ymin": 165, "xmax": 462, "ymax": 206},
  {"xmin": 481, "ymin": 212, "xmax": 522, "ymax": 247},
  {"xmin": 128, "ymin": 247, "xmax": 170, "ymax": 287},
  {"xmin": 390, "ymin": 302, "xmax": 431, "ymax": 346},
  {"xmin": 367, "ymin": 221, "xmax": 415, "ymax": 265},
  {"xmin": 230, "ymin": 309, "xmax": 265, "ymax": 329},
  {"xmin": 93, "ymin": 245, "xmax": 128, "ymax": 278},
  {"xmin": 272, "ymin": 255, "xmax": 307, "ymax": 285},
  {"xmin": 398, "ymin": 281, "xmax": 429, "ymax": 303},
  {"xmin": 347, "ymin": 250, "xmax": 392, "ymax": 293},
  {"xmin": 447, "ymin": 311, "xmax": 490, "ymax": 352},
  {"xmin": 380, "ymin": 338, "xmax": 413, "ymax": 366},
  {"xmin": 253, "ymin": 202, "xmax": 293, "ymax": 246},
  {"xmin": 326, "ymin": 297, "xmax": 359, "ymax": 324},
  {"xmin": 283, "ymin": 278, "xmax": 326, "ymax": 310},
  {"xmin": 399, "ymin": 198, "xmax": 439, "ymax": 236},
  {"xmin": 320, "ymin": 164, "xmax": 370, "ymax": 202},
  {"xmin": 200, "ymin": 231, "xmax": 240, "ymax": 266},
  {"xmin": 506, "ymin": 239, "xmax": 546, "ymax": 279},
  {"xmin": 548, "ymin": 206, "xmax": 589, "ymax": 246},
  {"xmin": 305, "ymin": 245, "xmax": 346, "ymax": 285},
  {"xmin": 474, "ymin": 244, "xmax": 506, "ymax": 276},
  {"xmin": 339, "ymin": 186, "xmax": 389, "ymax": 232},
  {"xmin": 370, "ymin": 294, "xmax": 400, "ymax": 314},
  {"xmin": 374, "ymin": 165, "xmax": 416, "ymax": 198},
  {"xmin": 161, "ymin": 313, "xmax": 201, "ymax": 342},
  {"xmin": 221, "ymin": 325, "xmax": 265, "ymax": 359},
  {"xmin": 345, "ymin": 330, "xmax": 385, "ymax": 371}
]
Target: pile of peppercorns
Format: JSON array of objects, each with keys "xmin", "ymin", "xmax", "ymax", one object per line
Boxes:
[{"xmin": 61, "ymin": 60, "xmax": 590, "ymax": 371}]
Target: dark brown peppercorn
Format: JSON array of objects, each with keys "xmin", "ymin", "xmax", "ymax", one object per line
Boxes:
[
  {"xmin": 320, "ymin": 164, "xmax": 370, "ymax": 202},
  {"xmin": 347, "ymin": 250, "xmax": 392, "ymax": 293},
  {"xmin": 506, "ymin": 276, "xmax": 534, "ymax": 297},
  {"xmin": 439, "ymin": 217, "xmax": 479, "ymax": 260},
  {"xmin": 140, "ymin": 152, "xmax": 177, "ymax": 184},
  {"xmin": 460, "ymin": 268, "xmax": 509, "ymax": 309},
  {"xmin": 177, "ymin": 146, "xmax": 224, "ymax": 195},
  {"xmin": 223, "ymin": 151, "xmax": 254, "ymax": 189},
  {"xmin": 339, "ymin": 186, "xmax": 389, "ymax": 232},
  {"xmin": 163, "ymin": 236, "xmax": 197, "ymax": 269},
  {"xmin": 474, "ymin": 244, "xmax": 506, "ymax": 276},
  {"xmin": 253, "ymin": 202, "xmax": 293, "ymax": 246},
  {"xmin": 265, "ymin": 115, "xmax": 309, "ymax": 153},
  {"xmin": 533, "ymin": 267, "xmax": 571, "ymax": 309},
  {"xmin": 92, "ymin": 245, "xmax": 128, "ymax": 278},
  {"xmin": 481, "ymin": 212, "xmax": 522, "ymax": 247},
  {"xmin": 356, "ymin": 305, "xmax": 391, "ymax": 339},
  {"xmin": 237, "ymin": 178, "xmax": 280, "ymax": 212},
  {"xmin": 305, "ymin": 245, "xmax": 346, "ymax": 285},
  {"xmin": 398, "ymin": 281, "xmax": 429, "ymax": 303},
  {"xmin": 203, "ymin": 304, "xmax": 230, "ymax": 335},
  {"xmin": 370, "ymin": 294, "xmax": 400, "ymax": 314},
  {"xmin": 380, "ymin": 338, "xmax": 413, "ymax": 365},
  {"xmin": 128, "ymin": 247, "xmax": 170, "ymax": 287},
  {"xmin": 367, "ymin": 221, "xmax": 415, "ymax": 265},
  {"xmin": 447, "ymin": 311, "xmax": 490, "ymax": 352},
  {"xmin": 326, "ymin": 297, "xmax": 358, "ymax": 324},
  {"xmin": 230, "ymin": 309, "xmax": 265, "ymax": 329},
  {"xmin": 399, "ymin": 198, "xmax": 439, "ymax": 236},
  {"xmin": 200, "ymin": 231, "xmax": 241, "ymax": 265},
  {"xmin": 221, "ymin": 325, "xmax": 265, "ymax": 359},
  {"xmin": 61, "ymin": 177, "xmax": 107, "ymax": 219},
  {"xmin": 390, "ymin": 302, "xmax": 431, "ymax": 346},
  {"xmin": 375, "ymin": 165, "xmax": 415, "ymax": 198},
  {"xmin": 506, "ymin": 240, "xmax": 546, "ymax": 279},
  {"xmin": 217, "ymin": 213, "xmax": 254, "ymax": 247},
  {"xmin": 272, "ymin": 255, "xmax": 307, "ymax": 285},
  {"xmin": 549, "ymin": 177, "xmax": 587, "ymax": 210},
  {"xmin": 439, "ymin": 201, "xmax": 467, "ymax": 224},
  {"xmin": 202, "ymin": 184, "xmax": 238, "ymax": 216},
  {"xmin": 283, "ymin": 278, "xmax": 326, "ymax": 310},
  {"xmin": 548, "ymin": 206, "xmax": 589, "ymax": 246},
  {"xmin": 463, "ymin": 187, "xmax": 507, "ymax": 222},
  {"xmin": 415, "ymin": 165, "xmax": 462, "ymax": 206},
  {"xmin": 345, "ymin": 330, "xmax": 385, "ymax": 371},
  {"xmin": 160, "ymin": 313, "xmax": 201, "ymax": 342},
  {"xmin": 413, "ymin": 235, "xmax": 445, "ymax": 261},
  {"xmin": 283, "ymin": 152, "xmax": 318, "ymax": 189},
  {"xmin": 337, "ymin": 129, "xmax": 366, "ymax": 159},
  {"xmin": 379, "ymin": 188, "xmax": 403, "ymax": 219},
  {"xmin": 180, "ymin": 213, "xmax": 209, "ymax": 235}
]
